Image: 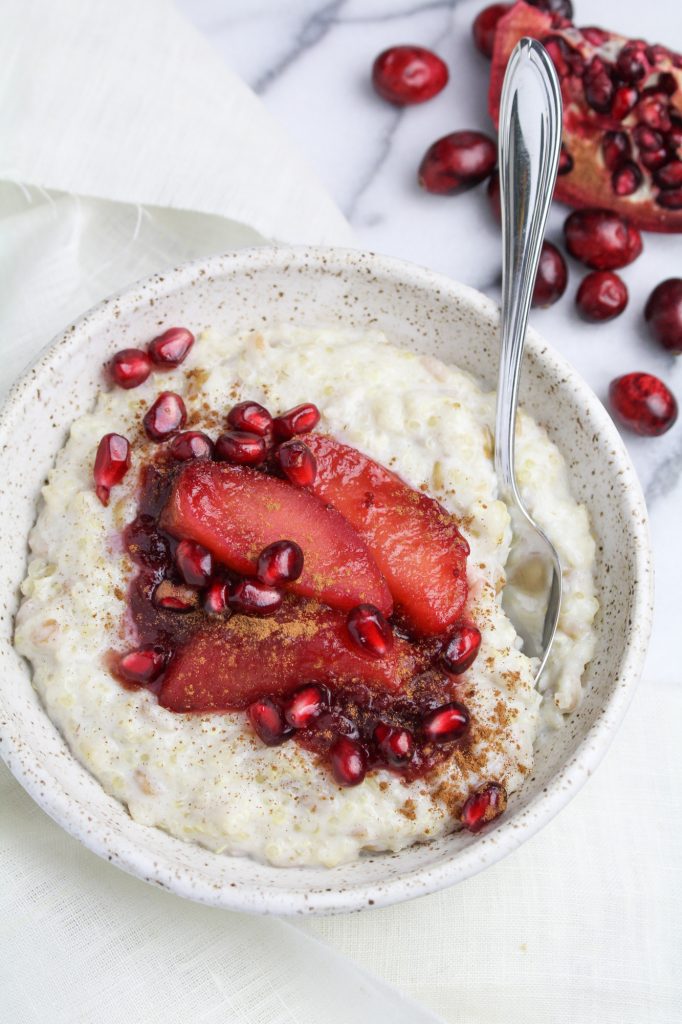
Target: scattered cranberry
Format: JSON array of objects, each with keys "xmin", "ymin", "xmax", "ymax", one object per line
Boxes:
[
  {"xmin": 109, "ymin": 348, "xmax": 152, "ymax": 389},
  {"xmin": 422, "ymin": 701, "xmax": 470, "ymax": 743},
  {"xmin": 248, "ymin": 698, "xmax": 293, "ymax": 746},
  {"xmin": 329, "ymin": 736, "xmax": 367, "ymax": 786},
  {"xmin": 347, "ymin": 604, "xmax": 393, "ymax": 658},
  {"xmin": 143, "ymin": 392, "xmax": 187, "ymax": 441},
  {"xmin": 256, "ymin": 540, "xmax": 304, "ymax": 586},
  {"xmin": 609, "ymin": 373, "xmax": 678, "ymax": 436},
  {"xmin": 418, "ymin": 131, "xmax": 497, "ymax": 195},
  {"xmin": 148, "ymin": 327, "xmax": 194, "ymax": 367},
  {"xmin": 461, "ymin": 782, "xmax": 507, "ymax": 832},
  {"xmin": 118, "ymin": 645, "xmax": 167, "ymax": 685},
  {"xmin": 273, "ymin": 403, "xmax": 321, "ymax": 440},
  {"xmin": 472, "ymin": 4, "xmax": 511, "ymax": 60},
  {"xmin": 93, "ymin": 433, "xmax": 130, "ymax": 506},
  {"xmin": 169, "ymin": 431, "xmax": 214, "ymax": 461},
  {"xmin": 284, "ymin": 684, "xmax": 329, "ymax": 729},
  {"xmin": 153, "ymin": 580, "xmax": 199, "ymax": 611},
  {"xmin": 563, "ymin": 209, "xmax": 642, "ymax": 271},
  {"xmin": 230, "ymin": 578, "xmax": 283, "ymax": 616},
  {"xmin": 215, "ymin": 431, "xmax": 267, "ymax": 466},
  {"xmin": 576, "ymin": 271, "xmax": 628, "ymax": 322},
  {"xmin": 441, "ymin": 624, "xmax": 481, "ymax": 675},
  {"xmin": 374, "ymin": 723, "xmax": 415, "ymax": 766},
  {"xmin": 372, "ymin": 45, "xmax": 448, "ymax": 105},
  {"xmin": 203, "ymin": 580, "xmax": 231, "ymax": 616},
  {"xmin": 532, "ymin": 242, "xmax": 568, "ymax": 308},
  {"xmin": 226, "ymin": 400, "xmax": 273, "ymax": 437},
  {"xmin": 175, "ymin": 539, "xmax": 213, "ymax": 587},
  {"xmin": 644, "ymin": 278, "xmax": 682, "ymax": 353},
  {"xmin": 275, "ymin": 439, "xmax": 317, "ymax": 487}
]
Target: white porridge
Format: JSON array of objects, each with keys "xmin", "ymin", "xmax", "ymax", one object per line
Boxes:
[{"xmin": 14, "ymin": 326, "xmax": 598, "ymax": 867}]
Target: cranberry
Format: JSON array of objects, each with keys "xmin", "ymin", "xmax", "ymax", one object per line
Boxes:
[
  {"xmin": 422, "ymin": 702, "xmax": 470, "ymax": 743},
  {"xmin": 612, "ymin": 162, "xmax": 642, "ymax": 196},
  {"xmin": 169, "ymin": 431, "xmax": 214, "ymax": 461},
  {"xmin": 601, "ymin": 131, "xmax": 631, "ymax": 172},
  {"xmin": 119, "ymin": 646, "xmax": 167, "ymax": 685},
  {"xmin": 148, "ymin": 327, "xmax": 194, "ymax": 367},
  {"xmin": 248, "ymin": 698, "xmax": 293, "ymax": 746},
  {"xmin": 203, "ymin": 580, "xmax": 231, "ymax": 616},
  {"xmin": 373, "ymin": 723, "xmax": 415, "ymax": 767},
  {"xmin": 226, "ymin": 400, "xmax": 273, "ymax": 437},
  {"xmin": 347, "ymin": 604, "xmax": 393, "ymax": 658},
  {"xmin": 461, "ymin": 782, "xmax": 507, "ymax": 832},
  {"xmin": 563, "ymin": 209, "xmax": 642, "ymax": 271},
  {"xmin": 284, "ymin": 684, "xmax": 329, "ymax": 729},
  {"xmin": 644, "ymin": 278, "xmax": 682, "ymax": 353},
  {"xmin": 487, "ymin": 170, "xmax": 501, "ymax": 223},
  {"xmin": 256, "ymin": 540, "xmax": 304, "ymax": 586},
  {"xmin": 558, "ymin": 143, "xmax": 573, "ymax": 176},
  {"xmin": 214, "ymin": 431, "xmax": 267, "ymax": 466},
  {"xmin": 532, "ymin": 242, "xmax": 568, "ymax": 308},
  {"xmin": 609, "ymin": 373, "xmax": 678, "ymax": 436},
  {"xmin": 175, "ymin": 539, "xmax": 213, "ymax": 586},
  {"xmin": 576, "ymin": 271, "xmax": 628, "ymax": 322},
  {"xmin": 472, "ymin": 4, "xmax": 511, "ymax": 60},
  {"xmin": 372, "ymin": 45, "xmax": 448, "ymax": 106},
  {"xmin": 418, "ymin": 131, "xmax": 497, "ymax": 195},
  {"xmin": 441, "ymin": 624, "xmax": 481, "ymax": 675},
  {"xmin": 654, "ymin": 161, "xmax": 682, "ymax": 190},
  {"xmin": 153, "ymin": 580, "xmax": 199, "ymax": 611},
  {"xmin": 272, "ymin": 403, "xmax": 321, "ymax": 440},
  {"xmin": 143, "ymin": 392, "xmax": 187, "ymax": 441},
  {"xmin": 230, "ymin": 578, "xmax": 283, "ymax": 616},
  {"xmin": 329, "ymin": 736, "xmax": 367, "ymax": 787},
  {"xmin": 275, "ymin": 439, "xmax": 317, "ymax": 487},
  {"xmin": 109, "ymin": 348, "xmax": 152, "ymax": 389},
  {"xmin": 93, "ymin": 433, "xmax": 130, "ymax": 506}
]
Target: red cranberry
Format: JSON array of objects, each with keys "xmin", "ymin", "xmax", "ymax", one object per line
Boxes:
[
  {"xmin": 558, "ymin": 143, "xmax": 573, "ymax": 175},
  {"xmin": 644, "ymin": 278, "xmax": 682, "ymax": 353},
  {"xmin": 203, "ymin": 580, "xmax": 231, "ymax": 616},
  {"xmin": 441, "ymin": 624, "xmax": 481, "ymax": 675},
  {"xmin": 230, "ymin": 578, "xmax": 283, "ymax": 616},
  {"xmin": 422, "ymin": 701, "xmax": 470, "ymax": 743},
  {"xmin": 109, "ymin": 348, "xmax": 152, "ymax": 389},
  {"xmin": 563, "ymin": 209, "xmax": 642, "ymax": 271},
  {"xmin": 153, "ymin": 580, "xmax": 199, "ymax": 611},
  {"xmin": 612, "ymin": 162, "xmax": 642, "ymax": 196},
  {"xmin": 119, "ymin": 646, "xmax": 167, "ymax": 684},
  {"xmin": 148, "ymin": 327, "xmax": 194, "ymax": 367},
  {"xmin": 372, "ymin": 45, "xmax": 448, "ymax": 106},
  {"xmin": 93, "ymin": 433, "xmax": 130, "ymax": 506},
  {"xmin": 654, "ymin": 161, "xmax": 682, "ymax": 190},
  {"xmin": 275, "ymin": 439, "xmax": 317, "ymax": 487},
  {"xmin": 461, "ymin": 782, "xmax": 507, "ymax": 832},
  {"xmin": 601, "ymin": 131, "xmax": 631, "ymax": 171},
  {"xmin": 273, "ymin": 403, "xmax": 321, "ymax": 440},
  {"xmin": 347, "ymin": 604, "xmax": 393, "ymax": 658},
  {"xmin": 329, "ymin": 736, "xmax": 367, "ymax": 787},
  {"xmin": 472, "ymin": 4, "xmax": 511, "ymax": 60},
  {"xmin": 609, "ymin": 373, "xmax": 678, "ymax": 436},
  {"xmin": 215, "ymin": 431, "xmax": 267, "ymax": 466},
  {"xmin": 532, "ymin": 242, "xmax": 568, "ymax": 309},
  {"xmin": 256, "ymin": 540, "xmax": 304, "ymax": 586},
  {"xmin": 373, "ymin": 723, "xmax": 415, "ymax": 767},
  {"xmin": 169, "ymin": 431, "xmax": 214, "ymax": 460},
  {"xmin": 175, "ymin": 539, "xmax": 213, "ymax": 586},
  {"xmin": 284, "ymin": 684, "xmax": 329, "ymax": 729},
  {"xmin": 418, "ymin": 131, "xmax": 497, "ymax": 195},
  {"xmin": 576, "ymin": 271, "xmax": 628, "ymax": 322},
  {"xmin": 248, "ymin": 698, "xmax": 293, "ymax": 746},
  {"xmin": 226, "ymin": 400, "xmax": 273, "ymax": 437},
  {"xmin": 143, "ymin": 392, "xmax": 187, "ymax": 441},
  {"xmin": 487, "ymin": 170, "xmax": 501, "ymax": 223}
]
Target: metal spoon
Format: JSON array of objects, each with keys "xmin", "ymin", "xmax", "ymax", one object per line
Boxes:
[{"xmin": 494, "ymin": 38, "xmax": 563, "ymax": 680}]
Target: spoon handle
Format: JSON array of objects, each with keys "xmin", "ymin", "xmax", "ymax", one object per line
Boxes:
[{"xmin": 494, "ymin": 39, "xmax": 562, "ymax": 500}]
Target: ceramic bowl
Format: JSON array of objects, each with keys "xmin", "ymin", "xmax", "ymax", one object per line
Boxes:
[{"xmin": 0, "ymin": 247, "xmax": 653, "ymax": 915}]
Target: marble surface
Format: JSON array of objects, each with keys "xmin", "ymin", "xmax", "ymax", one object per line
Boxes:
[{"xmin": 178, "ymin": 0, "xmax": 681, "ymax": 683}]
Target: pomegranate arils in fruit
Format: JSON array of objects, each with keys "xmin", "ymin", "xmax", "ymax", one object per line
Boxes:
[
  {"xmin": 634, "ymin": 125, "xmax": 663, "ymax": 152},
  {"xmin": 119, "ymin": 646, "xmax": 167, "ymax": 685},
  {"xmin": 640, "ymin": 147, "xmax": 669, "ymax": 171},
  {"xmin": 644, "ymin": 278, "xmax": 682, "ymax": 353},
  {"xmin": 472, "ymin": 3, "xmax": 511, "ymax": 60},
  {"xmin": 93, "ymin": 433, "xmax": 130, "ymax": 505},
  {"xmin": 441, "ymin": 623, "xmax": 481, "ymax": 675},
  {"xmin": 148, "ymin": 327, "xmax": 194, "ymax": 367},
  {"xmin": 602, "ymin": 131, "xmax": 631, "ymax": 171},
  {"xmin": 418, "ymin": 131, "xmax": 496, "ymax": 195},
  {"xmin": 422, "ymin": 702, "xmax": 470, "ymax": 744},
  {"xmin": 230, "ymin": 578, "xmax": 283, "ymax": 616},
  {"xmin": 636, "ymin": 95, "xmax": 671, "ymax": 133},
  {"xmin": 256, "ymin": 540, "xmax": 304, "ymax": 586},
  {"xmin": 526, "ymin": 0, "xmax": 573, "ymax": 16},
  {"xmin": 576, "ymin": 271, "xmax": 628, "ymax": 322},
  {"xmin": 275, "ymin": 439, "xmax": 317, "ymax": 487},
  {"xmin": 654, "ymin": 161, "xmax": 682, "ymax": 190},
  {"xmin": 461, "ymin": 782, "xmax": 507, "ymax": 833},
  {"xmin": 372, "ymin": 45, "xmax": 448, "ymax": 105},
  {"xmin": 153, "ymin": 580, "xmax": 199, "ymax": 612},
  {"xmin": 615, "ymin": 43, "xmax": 647, "ymax": 83},
  {"xmin": 215, "ymin": 431, "xmax": 267, "ymax": 466},
  {"xmin": 329, "ymin": 736, "xmax": 367, "ymax": 787},
  {"xmin": 612, "ymin": 161, "xmax": 643, "ymax": 196},
  {"xmin": 143, "ymin": 392, "xmax": 187, "ymax": 441},
  {"xmin": 611, "ymin": 86, "xmax": 638, "ymax": 121},
  {"xmin": 248, "ymin": 698, "xmax": 293, "ymax": 746},
  {"xmin": 169, "ymin": 431, "xmax": 214, "ymax": 461},
  {"xmin": 563, "ymin": 210, "xmax": 642, "ymax": 271},
  {"xmin": 347, "ymin": 604, "xmax": 393, "ymax": 658},
  {"xmin": 532, "ymin": 241, "xmax": 568, "ymax": 308},
  {"xmin": 609, "ymin": 373, "xmax": 678, "ymax": 436},
  {"xmin": 226, "ymin": 400, "xmax": 273, "ymax": 437},
  {"xmin": 272, "ymin": 403, "xmax": 320, "ymax": 440},
  {"xmin": 203, "ymin": 580, "xmax": 231, "ymax": 616},
  {"xmin": 284, "ymin": 684, "xmax": 329, "ymax": 729},
  {"xmin": 109, "ymin": 348, "xmax": 152, "ymax": 389},
  {"xmin": 558, "ymin": 144, "xmax": 573, "ymax": 175},
  {"xmin": 657, "ymin": 190, "xmax": 682, "ymax": 210},
  {"xmin": 374, "ymin": 722, "xmax": 415, "ymax": 766},
  {"xmin": 175, "ymin": 539, "xmax": 213, "ymax": 586},
  {"xmin": 583, "ymin": 57, "xmax": 614, "ymax": 115}
]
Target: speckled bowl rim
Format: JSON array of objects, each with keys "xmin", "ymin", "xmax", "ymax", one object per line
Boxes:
[{"xmin": 0, "ymin": 246, "xmax": 653, "ymax": 916}]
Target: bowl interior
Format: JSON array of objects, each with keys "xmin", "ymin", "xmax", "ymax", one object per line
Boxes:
[{"xmin": 0, "ymin": 247, "xmax": 652, "ymax": 914}]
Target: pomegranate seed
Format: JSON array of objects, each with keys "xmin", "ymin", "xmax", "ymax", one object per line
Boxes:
[
  {"xmin": 214, "ymin": 431, "xmax": 267, "ymax": 466},
  {"xmin": 422, "ymin": 702, "xmax": 470, "ymax": 743},
  {"xmin": 531, "ymin": 241, "xmax": 568, "ymax": 308},
  {"xmin": 611, "ymin": 86, "xmax": 639, "ymax": 121},
  {"xmin": 644, "ymin": 278, "xmax": 682, "ymax": 353},
  {"xmin": 583, "ymin": 57, "xmax": 614, "ymax": 114},
  {"xmin": 487, "ymin": 170, "xmax": 501, "ymax": 222},
  {"xmin": 658, "ymin": 73, "xmax": 677, "ymax": 96},
  {"xmin": 461, "ymin": 782, "xmax": 507, "ymax": 833},
  {"xmin": 646, "ymin": 44, "xmax": 671, "ymax": 65},
  {"xmin": 441, "ymin": 623, "xmax": 482, "ymax": 674},
  {"xmin": 612, "ymin": 162, "xmax": 643, "ymax": 196},
  {"xmin": 203, "ymin": 580, "xmax": 231, "ymax": 616},
  {"xmin": 656, "ymin": 189, "xmax": 682, "ymax": 210},
  {"xmin": 472, "ymin": 3, "xmax": 511, "ymax": 60},
  {"xmin": 93, "ymin": 433, "xmax": 130, "ymax": 505},
  {"xmin": 256, "ymin": 540, "xmax": 304, "ymax": 586},
  {"xmin": 148, "ymin": 327, "xmax": 194, "ymax": 367},
  {"xmin": 226, "ymin": 400, "xmax": 273, "ymax": 437},
  {"xmin": 580, "ymin": 26, "xmax": 609, "ymax": 47},
  {"xmin": 654, "ymin": 161, "xmax": 682, "ymax": 190},
  {"xmin": 542, "ymin": 35, "xmax": 583, "ymax": 77},
  {"xmin": 637, "ymin": 95, "xmax": 671, "ymax": 133},
  {"xmin": 347, "ymin": 604, "xmax": 393, "ymax": 658},
  {"xmin": 248, "ymin": 698, "xmax": 293, "ymax": 746},
  {"xmin": 576, "ymin": 272, "xmax": 628, "ymax": 322},
  {"xmin": 272, "ymin": 403, "xmax": 321, "ymax": 440},
  {"xmin": 666, "ymin": 125, "xmax": 682, "ymax": 156},
  {"xmin": 230, "ymin": 578, "xmax": 283, "ymax": 616},
  {"xmin": 615, "ymin": 44, "xmax": 647, "ymax": 83},
  {"xmin": 329, "ymin": 736, "xmax": 367, "ymax": 787},
  {"xmin": 175, "ymin": 539, "xmax": 213, "ymax": 586},
  {"xmin": 109, "ymin": 348, "xmax": 152, "ymax": 389},
  {"xmin": 634, "ymin": 125, "xmax": 663, "ymax": 152},
  {"xmin": 418, "ymin": 131, "xmax": 497, "ymax": 195},
  {"xmin": 558, "ymin": 143, "xmax": 573, "ymax": 175},
  {"xmin": 601, "ymin": 131, "xmax": 631, "ymax": 172},
  {"xmin": 640, "ymin": 147, "xmax": 668, "ymax": 171},
  {"xmin": 564, "ymin": 209, "xmax": 642, "ymax": 270},
  {"xmin": 143, "ymin": 392, "xmax": 186, "ymax": 441},
  {"xmin": 609, "ymin": 373, "xmax": 678, "ymax": 437},
  {"xmin": 527, "ymin": 0, "xmax": 573, "ymax": 17},
  {"xmin": 372, "ymin": 45, "xmax": 448, "ymax": 105},
  {"xmin": 169, "ymin": 431, "xmax": 214, "ymax": 461},
  {"xmin": 284, "ymin": 684, "xmax": 329, "ymax": 729},
  {"xmin": 119, "ymin": 645, "xmax": 167, "ymax": 685},
  {"xmin": 373, "ymin": 723, "xmax": 415, "ymax": 767},
  {"xmin": 275, "ymin": 439, "xmax": 317, "ymax": 487},
  {"xmin": 153, "ymin": 580, "xmax": 199, "ymax": 611}
]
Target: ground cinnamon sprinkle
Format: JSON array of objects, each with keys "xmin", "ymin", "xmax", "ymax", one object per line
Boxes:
[{"xmin": 399, "ymin": 799, "xmax": 417, "ymax": 821}]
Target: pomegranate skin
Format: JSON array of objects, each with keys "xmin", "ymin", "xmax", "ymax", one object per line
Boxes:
[
  {"xmin": 609, "ymin": 373, "xmax": 678, "ymax": 436},
  {"xmin": 372, "ymin": 45, "xmax": 448, "ymax": 106},
  {"xmin": 564, "ymin": 210, "xmax": 642, "ymax": 270},
  {"xmin": 418, "ymin": 131, "xmax": 497, "ymax": 195},
  {"xmin": 576, "ymin": 271, "xmax": 628, "ymax": 322},
  {"xmin": 472, "ymin": 4, "xmax": 512, "ymax": 60},
  {"xmin": 644, "ymin": 278, "xmax": 682, "ymax": 353},
  {"xmin": 532, "ymin": 241, "xmax": 568, "ymax": 308}
]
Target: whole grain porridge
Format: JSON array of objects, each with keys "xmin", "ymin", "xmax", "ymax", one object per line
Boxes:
[{"xmin": 14, "ymin": 325, "xmax": 598, "ymax": 867}]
